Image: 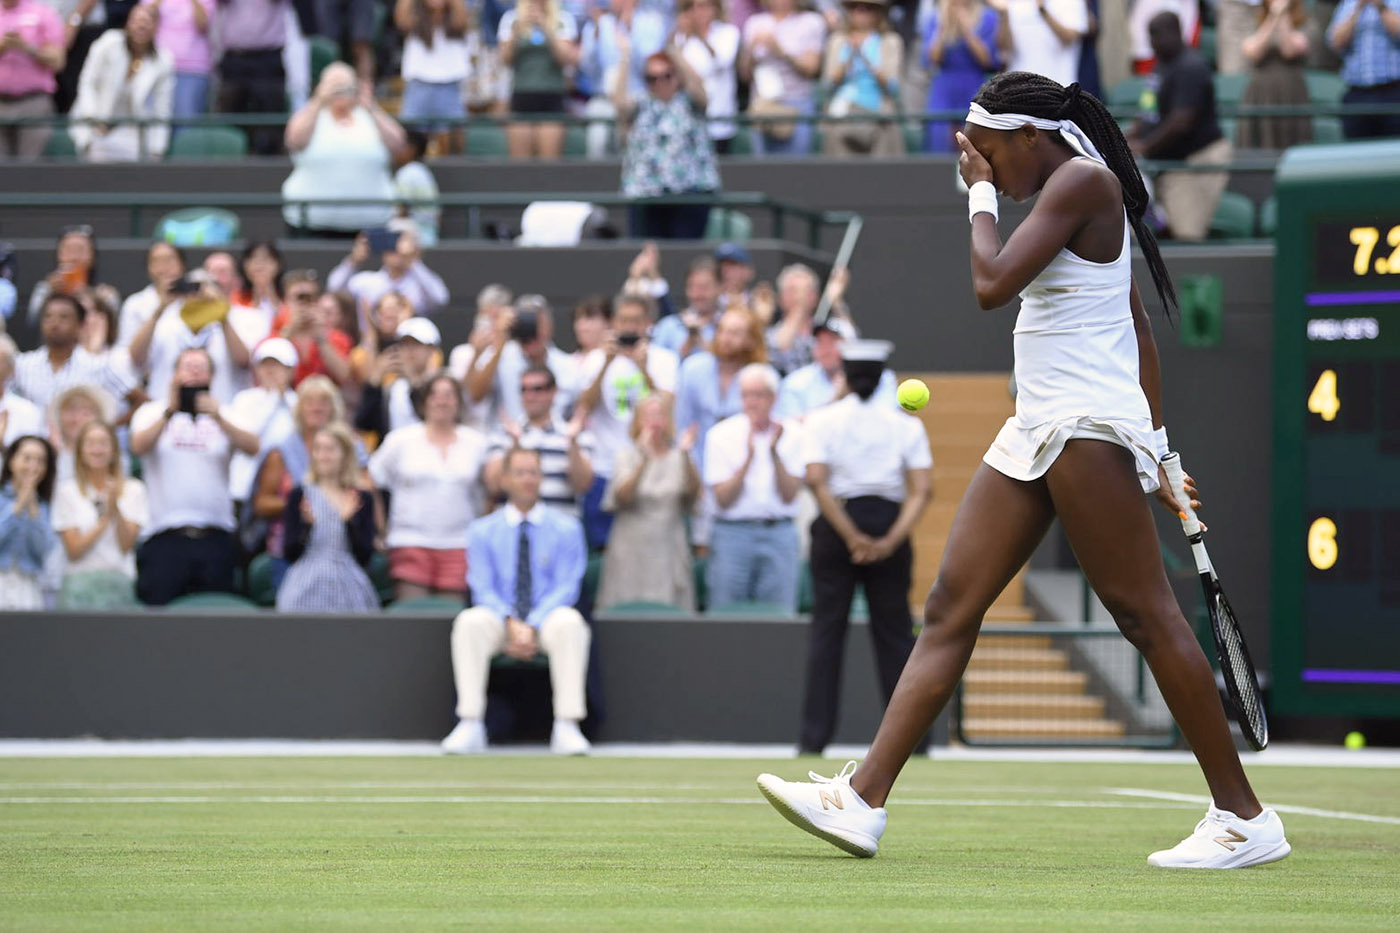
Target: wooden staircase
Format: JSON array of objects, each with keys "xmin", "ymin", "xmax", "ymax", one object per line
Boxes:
[{"xmin": 900, "ymin": 373, "xmax": 1127, "ymax": 742}]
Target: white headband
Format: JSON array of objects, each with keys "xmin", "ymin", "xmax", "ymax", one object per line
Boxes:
[{"xmin": 965, "ymin": 102, "xmax": 1106, "ymax": 166}]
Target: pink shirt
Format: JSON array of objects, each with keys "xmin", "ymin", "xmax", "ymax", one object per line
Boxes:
[
  {"xmin": 0, "ymin": 0, "xmax": 63, "ymax": 97},
  {"xmin": 143, "ymin": 0, "xmax": 214, "ymax": 74}
]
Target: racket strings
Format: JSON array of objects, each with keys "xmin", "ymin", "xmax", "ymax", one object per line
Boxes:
[{"xmin": 1219, "ymin": 602, "xmax": 1267, "ymax": 739}]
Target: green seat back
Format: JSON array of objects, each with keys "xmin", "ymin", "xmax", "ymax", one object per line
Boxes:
[
  {"xmin": 167, "ymin": 126, "xmax": 249, "ymax": 160},
  {"xmin": 708, "ymin": 601, "xmax": 794, "ymax": 617},
  {"xmin": 1311, "ymin": 116, "xmax": 1344, "ymax": 144},
  {"xmin": 386, "ymin": 596, "xmax": 464, "ymax": 615},
  {"xmin": 368, "ymin": 551, "xmax": 394, "ymax": 605},
  {"xmin": 1304, "ymin": 70, "xmax": 1345, "ymax": 104},
  {"xmin": 1259, "ymin": 195, "xmax": 1278, "ymax": 237},
  {"xmin": 704, "ymin": 208, "xmax": 753, "ymax": 242},
  {"xmin": 167, "ymin": 592, "xmax": 260, "ymax": 612},
  {"xmin": 563, "ymin": 123, "xmax": 587, "ymax": 158},
  {"xmin": 309, "ymin": 36, "xmax": 341, "ymax": 88},
  {"xmin": 245, "ymin": 552, "xmax": 278, "ymax": 607},
  {"xmin": 466, "ymin": 124, "xmax": 509, "ymax": 157},
  {"xmin": 1213, "ymin": 73, "xmax": 1249, "ymax": 105},
  {"xmin": 43, "ymin": 128, "xmax": 77, "ymax": 160},
  {"xmin": 601, "ymin": 600, "xmax": 689, "ymax": 615},
  {"xmin": 1208, "ymin": 191, "xmax": 1258, "ymax": 240}
]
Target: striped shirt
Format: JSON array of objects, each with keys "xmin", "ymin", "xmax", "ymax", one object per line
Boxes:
[
  {"xmin": 11, "ymin": 346, "xmax": 133, "ymax": 413},
  {"xmin": 485, "ymin": 419, "xmax": 594, "ymax": 518}
]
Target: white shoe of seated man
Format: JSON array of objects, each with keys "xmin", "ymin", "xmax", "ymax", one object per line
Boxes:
[
  {"xmin": 441, "ymin": 719, "xmax": 488, "ymax": 754},
  {"xmin": 550, "ymin": 719, "xmax": 591, "ymax": 755},
  {"xmin": 756, "ymin": 761, "xmax": 887, "ymax": 858},
  {"xmin": 1148, "ymin": 804, "xmax": 1291, "ymax": 868}
]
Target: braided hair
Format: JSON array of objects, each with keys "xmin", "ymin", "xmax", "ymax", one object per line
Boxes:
[{"xmin": 973, "ymin": 72, "xmax": 1177, "ymax": 315}]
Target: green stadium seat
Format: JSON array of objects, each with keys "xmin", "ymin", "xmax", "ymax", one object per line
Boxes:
[
  {"xmin": 693, "ymin": 555, "xmax": 708, "ymax": 612},
  {"xmin": 704, "ymin": 208, "xmax": 753, "ymax": 242},
  {"xmin": 386, "ymin": 596, "xmax": 465, "ymax": 615},
  {"xmin": 153, "ymin": 207, "xmax": 241, "ymax": 247},
  {"xmin": 1259, "ymin": 195, "xmax": 1278, "ymax": 237},
  {"xmin": 42, "ymin": 127, "xmax": 77, "ymax": 160},
  {"xmin": 1108, "ymin": 77, "xmax": 1150, "ymax": 111},
  {"xmin": 368, "ymin": 551, "xmax": 393, "ymax": 605},
  {"xmin": 1311, "ymin": 116, "xmax": 1344, "ymax": 144},
  {"xmin": 167, "ymin": 592, "xmax": 260, "ymax": 611},
  {"xmin": 797, "ymin": 561, "xmax": 813, "ymax": 613},
  {"xmin": 1198, "ymin": 25, "xmax": 1217, "ymax": 68},
  {"xmin": 1304, "ymin": 70, "xmax": 1345, "ymax": 104},
  {"xmin": 167, "ymin": 126, "xmax": 248, "ymax": 160},
  {"xmin": 245, "ymin": 553, "xmax": 278, "ymax": 607},
  {"xmin": 708, "ymin": 601, "xmax": 794, "ymax": 617},
  {"xmin": 601, "ymin": 600, "xmax": 689, "ymax": 615},
  {"xmin": 1208, "ymin": 191, "xmax": 1258, "ymax": 240},
  {"xmin": 563, "ymin": 122, "xmax": 587, "ymax": 158},
  {"xmin": 309, "ymin": 35, "xmax": 340, "ymax": 87},
  {"xmin": 1213, "ymin": 73, "xmax": 1249, "ymax": 105},
  {"xmin": 466, "ymin": 124, "xmax": 509, "ymax": 157},
  {"xmin": 726, "ymin": 130, "xmax": 753, "ymax": 156}
]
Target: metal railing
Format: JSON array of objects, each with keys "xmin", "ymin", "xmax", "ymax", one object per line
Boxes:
[{"xmin": 0, "ymin": 189, "xmax": 861, "ymax": 249}]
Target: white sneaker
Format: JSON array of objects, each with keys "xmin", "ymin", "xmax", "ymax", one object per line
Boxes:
[
  {"xmin": 550, "ymin": 719, "xmax": 591, "ymax": 755},
  {"xmin": 1148, "ymin": 804, "xmax": 1291, "ymax": 868},
  {"xmin": 756, "ymin": 761, "xmax": 887, "ymax": 858},
  {"xmin": 440, "ymin": 719, "xmax": 487, "ymax": 755}
]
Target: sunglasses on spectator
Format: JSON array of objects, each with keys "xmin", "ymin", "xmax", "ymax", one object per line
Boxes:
[
  {"xmin": 289, "ymin": 291, "xmax": 317, "ymax": 303},
  {"xmin": 521, "ymin": 382, "xmax": 555, "ymax": 394},
  {"xmin": 644, "ymin": 71, "xmax": 675, "ymax": 85}
]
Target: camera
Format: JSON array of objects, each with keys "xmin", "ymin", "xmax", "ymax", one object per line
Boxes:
[
  {"xmin": 509, "ymin": 310, "xmax": 539, "ymax": 344},
  {"xmin": 178, "ymin": 384, "xmax": 209, "ymax": 415},
  {"xmin": 169, "ymin": 275, "xmax": 203, "ymax": 296},
  {"xmin": 617, "ymin": 332, "xmax": 642, "ymax": 348}
]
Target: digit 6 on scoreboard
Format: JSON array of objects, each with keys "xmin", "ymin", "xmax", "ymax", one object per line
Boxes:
[{"xmin": 1307, "ymin": 516, "xmax": 1338, "ymax": 571}]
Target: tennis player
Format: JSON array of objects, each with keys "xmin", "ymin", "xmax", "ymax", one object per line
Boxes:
[{"xmin": 758, "ymin": 72, "xmax": 1291, "ymax": 869}]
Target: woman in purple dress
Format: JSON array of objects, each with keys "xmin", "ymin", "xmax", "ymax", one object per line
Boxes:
[{"xmin": 923, "ymin": 0, "xmax": 1010, "ymax": 152}]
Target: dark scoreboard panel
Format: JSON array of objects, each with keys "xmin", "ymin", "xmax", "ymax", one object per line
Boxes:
[{"xmin": 1273, "ymin": 144, "xmax": 1400, "ymax": 717}]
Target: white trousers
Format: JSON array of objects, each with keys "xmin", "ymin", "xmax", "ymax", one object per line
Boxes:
[{"xmin": 449, "ymin": 606, "xmax": 590, "ymax": 722}]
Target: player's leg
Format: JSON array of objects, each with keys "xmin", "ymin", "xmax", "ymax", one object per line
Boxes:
[
  {"xmin": 1044, "ymin": 439, "xmax": 1259, "ymax": 813},
  {"xmin": 849, "ymin": 464, "xmax": 1055, "ymax": 806}
]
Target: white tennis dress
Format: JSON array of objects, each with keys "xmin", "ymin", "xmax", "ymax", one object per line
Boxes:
[{"xmin": 982, "ymin": 204, "xmax": 1161, "ymax": 492}]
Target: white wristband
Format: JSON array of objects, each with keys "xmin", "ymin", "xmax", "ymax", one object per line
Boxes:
[
  {"xmin": 967, "ymin": 180, "xmax": 998, "ymax": 223},
  {"xmin": 1152, "ymin": 426, "xmax": 1170, "ymax": 459}
]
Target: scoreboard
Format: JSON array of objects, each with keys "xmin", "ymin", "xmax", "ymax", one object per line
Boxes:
[{"xmin": 1272, "ymin": 141, "xmax": 1400, "ymax": 717}]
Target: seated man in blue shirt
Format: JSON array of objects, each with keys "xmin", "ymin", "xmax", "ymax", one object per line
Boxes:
[{"xmin": 442, "ymin": 446, "xmax": 592, "ymax": 755}]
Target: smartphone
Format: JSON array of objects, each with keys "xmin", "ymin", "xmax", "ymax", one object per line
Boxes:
[
  {"xmin": 366, "ymin": 227, "xmax": 400, "ymax": 254},
  {"xmin": 617, "ymin": 332, "xmax": 641, "ymax": 348},
  {"xmin": 178, "ymin": 384, "xmax": 208, "ymax": 415},
  {"xmin": 169, "ymin": 275, "xmax": 202, "ymax": 296}
]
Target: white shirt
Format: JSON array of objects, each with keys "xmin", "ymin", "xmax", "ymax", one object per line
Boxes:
[
  {"xmin": 577, "ymin": 346, "xmax": 679, "ymax": 476},
  {"xmin": 680, "ymin": 22, "xmax": 741, "ymax": 140},
  {"xmin": 131, "ymin": 401, "xmax": 243, "ymax": 536},
  {"xmin": 281, "ymin": 107, "xmax": 396, "ymax": 232},
  {"xmin": 226, "ymin": 302, "xmax": 275, "ymax": 381},
  {"xmin": 1006, "ymin": 0, "xmax": 1088, "ymax": 88},
  {"xmin": 116, "ymin": 284, "xmax": 174, "ymax": 348},
  {"xmin": 0, "ymin": 389, "xmax": 45, "ymax": 445},
  {"xmin": 325, "ymin": 260, "xmax": 450, "ymax": 317},
  {"xmin": 446, "ymin": 342, "xmax": 494, "ymax": 431},
  {"xmin": 12, "ymin": 345, "xmax": 126, "ymax": 413},
  {"xmin": 402, "ymin": 27, "xmax": 471, "ymax": 83},
  {"xmin": 144, "ymin": 305, "xmax": 243, "ymax": 405},
  {"xmin": 368, "ymin": 422, "xmax": 489, "ymax": 549},
  {"xmin": 703, "ymin": 413, "xmax": 805, "ymax": 521},
  {"xmin": 223, "ymin": 386, "xmax": 296, "ymax": 501},
  {"xmin": 476, "ymin": 342, "xmax": 579, "ymax": 429},
  {"xmin": 51, "ymin": 477, "xmax": 149, "ymax": 577},
  {"xmin": 803, "ymin": 393, "xmax": 932, "ymax": 502}
]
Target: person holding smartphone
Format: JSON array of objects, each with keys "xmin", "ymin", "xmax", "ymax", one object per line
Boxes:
[
  {"xmin": 128, "ymin": 346, "xmax": 259, "ymax": 605},
  {"xmin": 326, "ymin": 226, "xmax": 449, "ymax": 317}
]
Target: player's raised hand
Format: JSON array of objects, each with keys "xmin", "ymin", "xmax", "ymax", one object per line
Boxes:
[{"xmin": 955, "ymin": 131, "xmax": 993, "ymax": 188}]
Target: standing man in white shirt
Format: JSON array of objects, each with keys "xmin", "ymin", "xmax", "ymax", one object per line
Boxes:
[
  {"xmin": 1003, "ymin": 0, "xmax": 1088, "ymax": 86},
  {"xmin": 573, "ymin": 292, "xmax": 679, "ymax": 547},
  {"xmin": 129, "ymin": 347, "xmax": 260, "ymax": 605},
  {"xmin": 12, "ymin": 293, "xmax": 126, "ymax": 413},
  {"xmin": 325, "ymin": 227, "xmax": 449, "ymax": 317},
  {"xmin": 467, "ymin": 294, "xmax": 579, "ymax": 429},
  {"xmin": 798, "ymin": 339, "xmax": 932, "ymax": 755},
  {"xmin": 703, "ymin": 363, "xmax": 805, "ymax": 611}
]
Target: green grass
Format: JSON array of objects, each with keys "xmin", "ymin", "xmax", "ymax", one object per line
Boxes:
[{"xmin": 1, "ymin": 756, "xmax": 1397, "ymax": 930}]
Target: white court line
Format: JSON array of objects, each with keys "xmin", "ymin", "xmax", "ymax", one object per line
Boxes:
[
  {"xmin": 1109, "ymin": 788, "xmax": 1400, "ymax": 826},
  {"xmin": 0, "ymin": 794, "xmax": 1198, "ymax": 810}
]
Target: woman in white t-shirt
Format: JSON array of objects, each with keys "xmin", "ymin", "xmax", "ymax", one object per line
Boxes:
[
  {"xmin": 282, "ymin": 63, "xmax": 408, "ymax": 237},
  {"xmin": 369, "ymin": 374, "xmax": 489, "ymax": 601},
  {"xmin": 394, "ymin": 0, "xmax": 474, "ymax": 155},
  {"xmin": 676, "ymin": 0, "xmax": 742, "ymax": 152},
  {"xmin": 52, "ymin": 421, "xmax": 148, "ymax": 608}
]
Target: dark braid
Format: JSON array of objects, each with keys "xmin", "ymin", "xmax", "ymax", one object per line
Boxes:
[{"xmin": 973, "ymin": 72, "xmax": 1177, "ymax": 315}]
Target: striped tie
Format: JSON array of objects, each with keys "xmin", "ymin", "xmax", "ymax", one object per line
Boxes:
[{"xmin": 514, "ymin": 521, "xmax": 532, "ymax": 620}]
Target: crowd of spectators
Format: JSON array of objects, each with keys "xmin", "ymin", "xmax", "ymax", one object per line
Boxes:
[
  {"xmin": 0, "ymin": 230, "xmax": 897, "ymax": 621},
  {"xmin": 2, "ymin": 0, "xmax": 1394, "ymax": 165}
]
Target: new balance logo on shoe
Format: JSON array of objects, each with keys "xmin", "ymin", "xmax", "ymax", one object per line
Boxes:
[
  {"xmin": 818, "ymin": 789, "xmax": 844, "ymax": 811},
  {"xmin": 1215, "ymin": 828, "xmax": 1248, "ymax": 851}
]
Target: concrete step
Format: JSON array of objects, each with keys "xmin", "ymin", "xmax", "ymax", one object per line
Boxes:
[
  {"xmin": 962, "ymin": 717, "xmax": 1127, "ymax": 739},
  {"xmin": 963, "ymin": 669, "xmax": 1088, "ymax": 693},
  {"xmin": 965, "ymin": 647, "xmax": 1070, "ymax": 671},
  {"xmin": 961, "ymin": 693, "xmax": 1107, "ymax": 719}
]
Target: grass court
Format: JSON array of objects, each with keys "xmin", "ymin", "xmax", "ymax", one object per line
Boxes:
[{"xmin": 2, "ymin": 754, "xmax": 1397, "ymax": 931}]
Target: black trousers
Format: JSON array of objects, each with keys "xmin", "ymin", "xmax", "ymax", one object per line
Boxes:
[
  {"xmin": 136, "ymin": 529, "xmax": 236, "ymax": 606},
  {"xmin": 628, "ymin": 202, "xmax": 711, "ymax": 240},
  {"xmin": 800, "ymin": 496, "xmax": 918, "ymax": 753},
  {"xmin": 217, "ymin": 50, "xmax": 287, "ymax": 155},
  {"xmin": 1341, "ymin": 82, "xmax": 1400, "ymax": 141}
]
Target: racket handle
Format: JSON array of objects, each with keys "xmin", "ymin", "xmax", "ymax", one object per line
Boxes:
[{"xmin": 1160, "ymin": 451, "xmax": 1202, "ymax": 538}]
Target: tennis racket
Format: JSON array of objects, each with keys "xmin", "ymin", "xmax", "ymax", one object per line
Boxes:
[{"xmin": 1161, "ymin": 452, "xmax": 1269, "ymax": 751}]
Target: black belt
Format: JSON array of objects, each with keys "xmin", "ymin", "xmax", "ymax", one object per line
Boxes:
[
  {"xmin": 166, "ymin": 526, "xmax": 221, "ymax": 539},
  {"xmin": 716, "ymin": 517, "xmax": 792, "ymax": 527},
  {"xmin": 0, "ymin": 92, "xmax": 46, "ymax": 103}
]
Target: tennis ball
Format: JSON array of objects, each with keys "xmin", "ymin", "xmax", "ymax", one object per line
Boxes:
[
  {"xmin": 1345, "ymin": 731, "xmax": 1366, "ymax": 750},
  {"xmin": 898, "ymin": 379, "xmax": 930, "ymax": 412}
]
